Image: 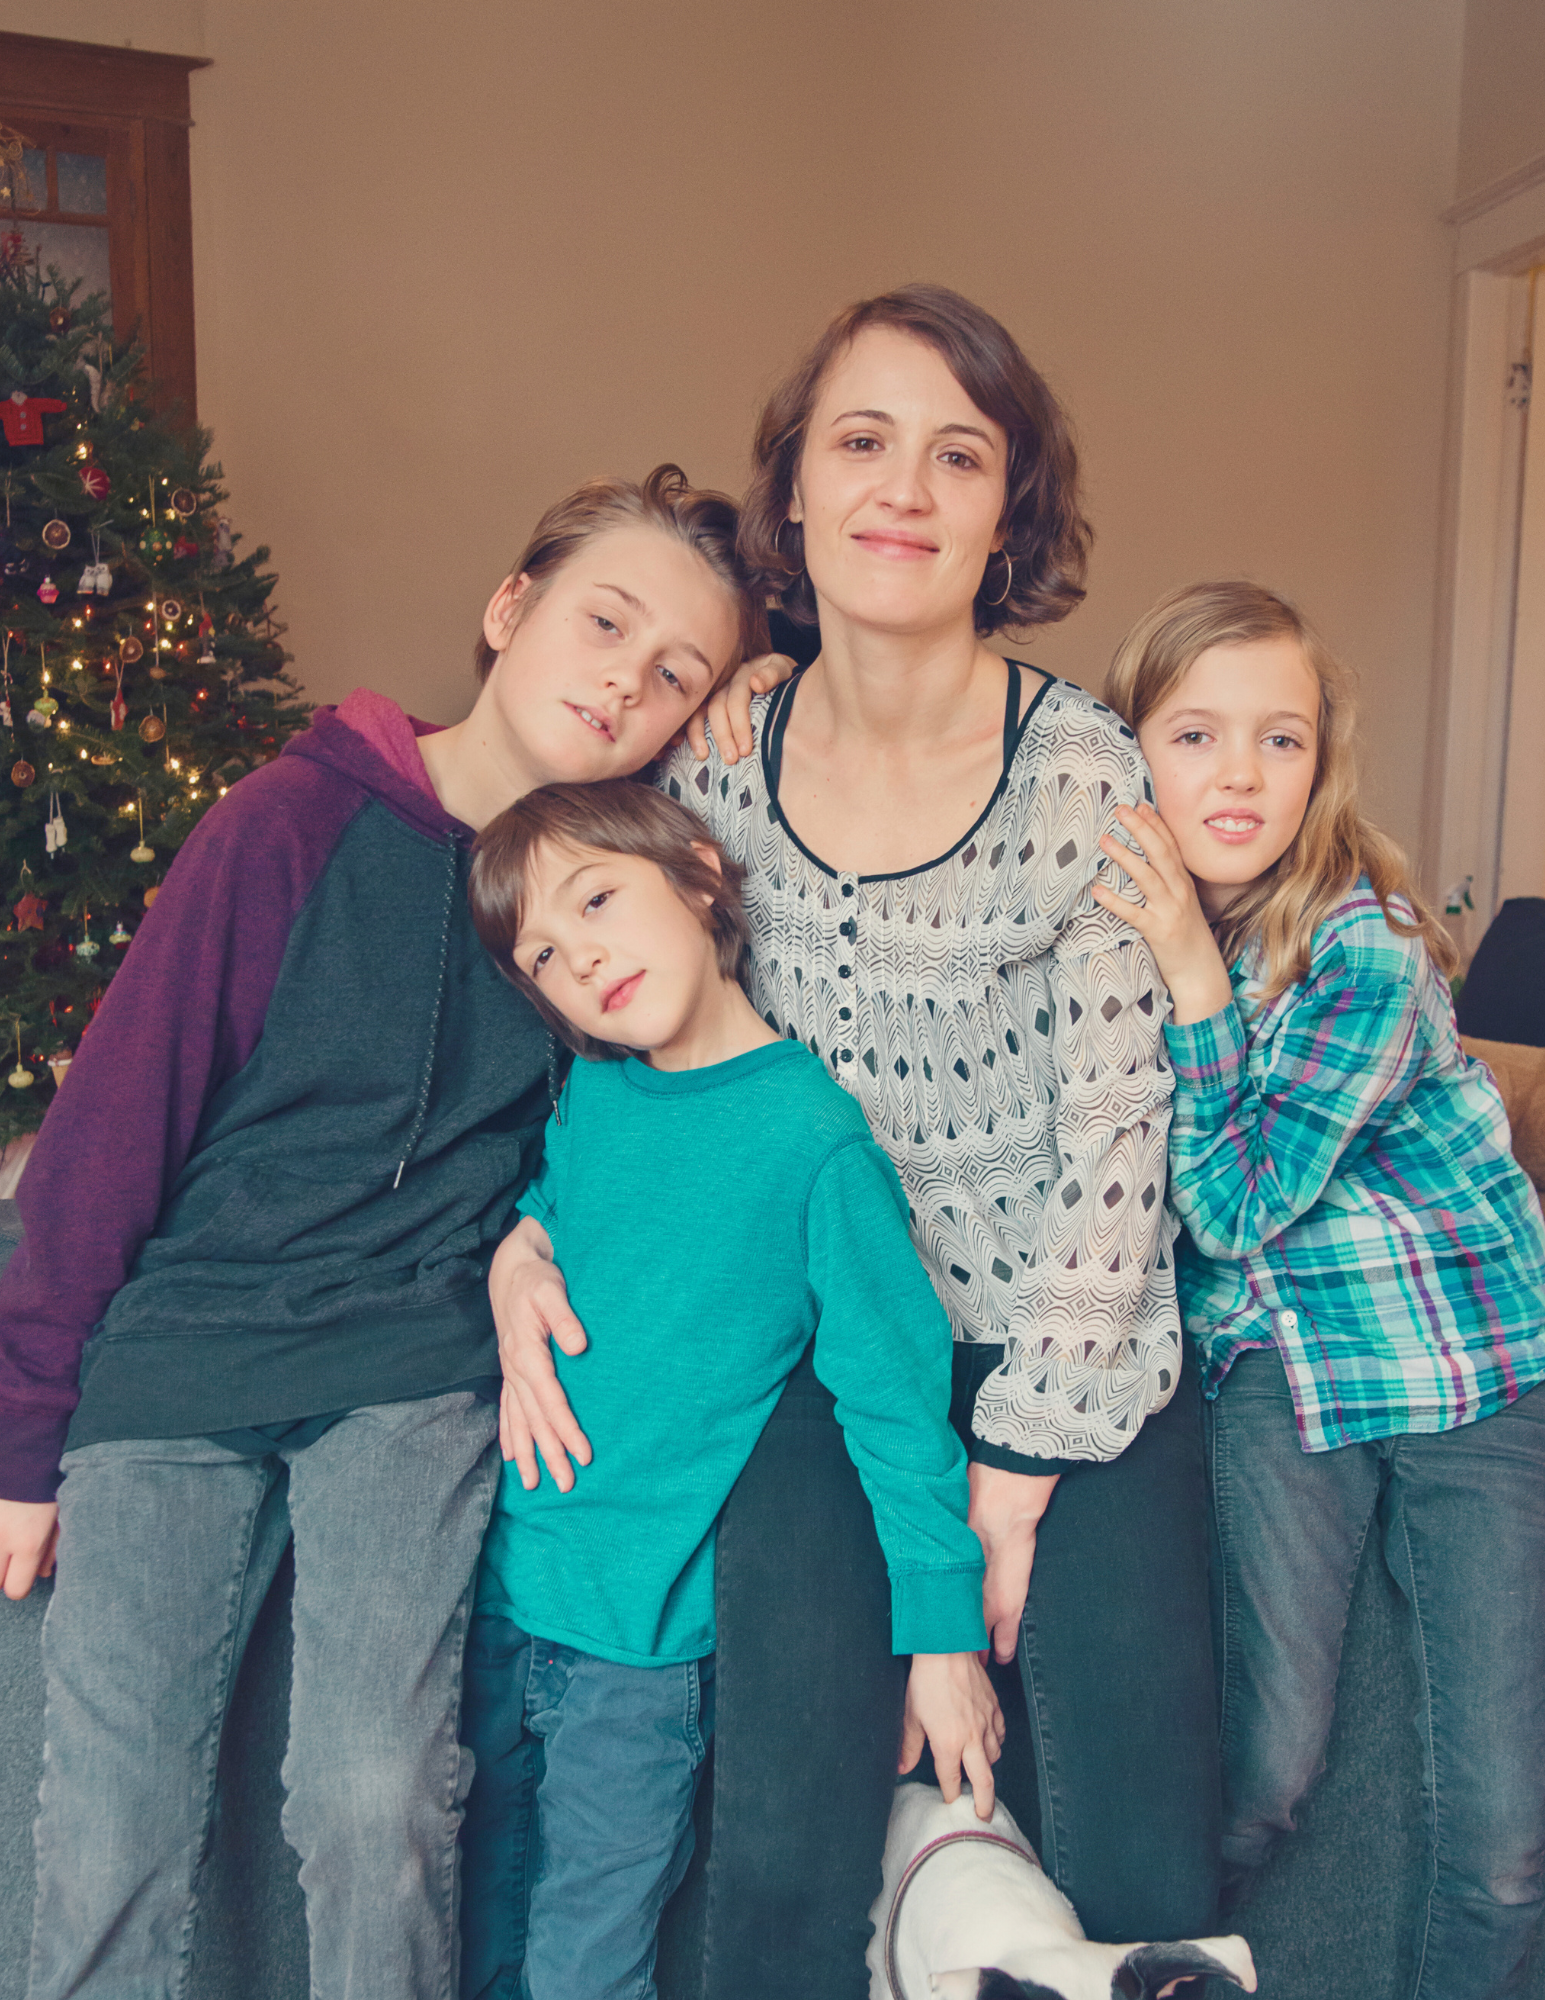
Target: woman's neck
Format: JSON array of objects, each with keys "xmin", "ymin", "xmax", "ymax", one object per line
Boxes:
[{"xmin": 800, "ymin": 610, "xmax": 1003, "ymax": 752}]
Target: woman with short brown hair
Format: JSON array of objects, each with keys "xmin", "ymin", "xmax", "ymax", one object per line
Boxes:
[{"xmin": 498, "ymin": 285, "xmax": 1220, "ymax": 1998}]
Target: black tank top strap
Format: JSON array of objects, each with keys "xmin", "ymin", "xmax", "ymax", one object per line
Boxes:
[{"xmin": 1002, "ymin": 660, "xmax": 1022, "ymax": 773}]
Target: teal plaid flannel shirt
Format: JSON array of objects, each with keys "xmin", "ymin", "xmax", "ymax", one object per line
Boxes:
[{"xmin": 1165, "ymin": 882, "xmax": 1545, "ymax": 1452}]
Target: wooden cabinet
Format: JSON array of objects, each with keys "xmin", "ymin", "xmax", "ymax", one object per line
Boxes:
[{"xmin": 0, "ymin": 32, "xmax": 207, "ymax": 419}]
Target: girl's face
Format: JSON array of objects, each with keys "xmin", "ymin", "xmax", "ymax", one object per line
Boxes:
[
  {"xmin": 1137, "ymin": 636, "xmax": 1320, "ymax": 918},
  {"xmin": 479, "ymin": 524, "xmax": 740, "ymax": 787},
  {"xmin": 792, "ymin": 326, "xmax": 1008, "ymax": 642}
]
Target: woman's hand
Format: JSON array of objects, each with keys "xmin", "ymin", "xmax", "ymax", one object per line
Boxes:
[
  {"xmin": 968, "ymin": 1464, "xmax": 1059, "ymax": 1664},
  {"xmin": 684, "ymin": 652, "xmax": 797, "ymax": 765},
  {"xmin": 899, "ymin": 1650, "xmax": 1005, "ymax": 1820},
  {"xmin": 1091, "ymin": 801, "xmax": 1234, "ymax": 1026},
  {"xmin": 0, "ymin": 1498, "xmax": 59, "ymax": 1600},
  {"xmin": 488, "ymin": 1216, "xmax": 592, "ymax": 1491}
]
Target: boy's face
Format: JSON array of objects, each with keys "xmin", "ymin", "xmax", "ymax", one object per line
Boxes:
[
  {"xmin": 480, "ymin": 525, "xmax": 740, "ymax": 788},
  {"xmin": 515, "ymin": 839, "xmax": 723, "ymax": 1058}
]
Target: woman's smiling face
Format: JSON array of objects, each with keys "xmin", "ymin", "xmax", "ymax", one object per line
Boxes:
[
  {"xmin": 792, "ymin": 326, "xmax": 1008, "ymax": 642},
  {"xmin": 1137, "ymin": 635, "xmax": 1320, "ymax": 918}
]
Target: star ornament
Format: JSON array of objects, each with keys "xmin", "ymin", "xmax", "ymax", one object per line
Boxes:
[{"xmin": 14, "ymin": 892, "xmax": 47, "ymax": 930}]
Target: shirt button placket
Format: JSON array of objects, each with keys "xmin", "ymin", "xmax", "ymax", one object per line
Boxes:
[{"xmin": 837, "ymin": 875, "xmax": 858, "ymax": 1062}]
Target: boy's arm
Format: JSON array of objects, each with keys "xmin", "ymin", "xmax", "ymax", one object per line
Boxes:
[
  {"xmin": 804, "ymin": 1137, "xmax": 988, "ymax": 1658},
  {"xmin": 0, "ymin": 767, "xmax": 355, "ymax": 1504},
  {"xmin": 489, "ymin": 1110, "xmax": 593, "ymax": 1489}
]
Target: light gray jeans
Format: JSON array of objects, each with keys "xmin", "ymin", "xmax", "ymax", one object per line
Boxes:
[{"xmin": 27, "ymin": 1390, "xmax": 500, "ymax": 2000}]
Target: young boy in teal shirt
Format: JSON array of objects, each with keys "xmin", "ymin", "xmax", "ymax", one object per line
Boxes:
[{"xmin": 462, "ymin": 780, "xmax": 997, "ymax": 2000}]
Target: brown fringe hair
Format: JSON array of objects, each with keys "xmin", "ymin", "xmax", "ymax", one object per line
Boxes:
[
  {"xmin": 473, "ymin": 463, "xmax": 768, "ymax": 684},
  {"xmin": 738, "ymin": 283, "xmax": 1091, "ymax": 638},
  {"xmin": 1103, "ymin": 580, "xmax": 1456, "ymax": 997},
  {"xmin": 468, "ymin": 780, "xmax": 750, "ymax": 1062}
]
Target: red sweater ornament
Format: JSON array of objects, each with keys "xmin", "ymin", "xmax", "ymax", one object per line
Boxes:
[{"xmin": 1, "ymin": 392, "xmax": 68, "ymax": 447}]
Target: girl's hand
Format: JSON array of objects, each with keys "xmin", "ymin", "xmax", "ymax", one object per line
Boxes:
[
  {"xmin": 684, "ymin": 652, "xmax": 797, "ymax": 765},
  {"xmin": 489, "ymin": 1217, "xmax": 592, "ymax": 1491},
  {"xmin": 968, "ymin": 1464, "xmax": 1058, "ymax": 1663},
  {"xmin": 1091, "ymin": 801, "xmax": 1235, "ymax": 1027},
  {"xmin": 899, "ymin": 1650, "xmax": 1005, "ymax": 1820}
]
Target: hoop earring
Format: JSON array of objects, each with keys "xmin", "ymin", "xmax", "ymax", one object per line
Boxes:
[
  {"xmin": 775, "ymin": 518, "xmax": 804, "ymax": 579},
  {"xmin": 984, "ymin": 550, "xmax": 1013, "ymax": 607}
]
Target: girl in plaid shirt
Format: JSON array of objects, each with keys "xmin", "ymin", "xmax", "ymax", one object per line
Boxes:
[{"xmin": 1094, "ymin": 580, "xmax": 1545, "ymax": 2000}]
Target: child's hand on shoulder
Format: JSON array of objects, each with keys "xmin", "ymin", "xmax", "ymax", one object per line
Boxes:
[
  {"xmin": 684, "ymin": 652, "xmax": 797, "ymax": 765},
  {"xmin": 900, "ymin": 1650, "xmax": 1005, "ymax": 1820},
  {"xmin": 1091, "ymin": 801, "xmax": 1235, "ymax": 1026}
]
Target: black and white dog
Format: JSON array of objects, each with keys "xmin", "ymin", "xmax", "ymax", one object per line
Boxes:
[{"xmin": 868, "ymin": 1784, "xmax": 1257, "ymax": 2000}]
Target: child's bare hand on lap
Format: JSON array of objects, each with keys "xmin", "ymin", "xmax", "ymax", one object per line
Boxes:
[{"xmin": 900, "ymin": 1650, "xmax": 1005, "ymax": 1819}]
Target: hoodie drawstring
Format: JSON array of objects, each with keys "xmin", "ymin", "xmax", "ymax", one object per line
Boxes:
[{"xmin": 394, "ymin": 837, "xmax": 457, "ymax": 1189}]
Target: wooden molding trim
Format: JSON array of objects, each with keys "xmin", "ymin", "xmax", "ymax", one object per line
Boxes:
[
  {"xmin": 0, "ymin": 31, "xmax": 208, "ymax": 127},
  {"xmin": 1444, "ymin": 148, "xmax": 1545, "ymax": 229}
]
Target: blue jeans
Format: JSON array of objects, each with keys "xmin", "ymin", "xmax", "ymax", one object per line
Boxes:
[
  {"xmin": 28, "ymin": 1391, "xmax": 500, "ymax": 2000},
  {"xmin": 1208, "ymin": 1348, "xmax": 1545, "ymax": 2000},
  {"xmin": 459, "ymin": 1615, "xmax": 713, "ymax": 2000}
]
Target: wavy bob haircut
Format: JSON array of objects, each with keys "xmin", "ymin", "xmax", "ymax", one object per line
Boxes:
[
  {"xmin": 468, "ymin": 779, "xmax": 749, "ymax": 1062},
  {"xmin": 473, "ymin": 463, "xmax": 768, "ymax": 684},
  {"xmin": 1104, "ymin": 580, "xmax": 1456, "ymax": 998},
  {"xmin": 739, "ymin": 282, "xmax": 1091, "ymax": 638}
]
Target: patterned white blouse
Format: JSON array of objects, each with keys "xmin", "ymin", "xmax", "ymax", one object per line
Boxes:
[{"xmin": 662, "ymin": 665, "xmax": 1181, "ymax": 1466}]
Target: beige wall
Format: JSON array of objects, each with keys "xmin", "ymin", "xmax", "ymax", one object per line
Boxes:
[
  {"xmin": 1456, "ymin": 0, "xmax": 1545, "ymax": 200},
  {"xmin": 4, "ymin": 0, "xmax": 1465, "ymax": 862}
]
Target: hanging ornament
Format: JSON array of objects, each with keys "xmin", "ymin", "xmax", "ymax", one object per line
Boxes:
[
  {"xmin": 36, "ymin": 575, "xmax": 58, "ymax": 604},
  {"xmin": 0, "ymin": 701, "xmax": 11, "ymax": 729},
  {"xmin": 140, "ymin": 524, "xmax": 173, "ymax": 562},
  {"xmin": 148, "ymin": 663, "xmax": 167, "ymax": 680},
  {"xmin": 139, "ymin": 712, "xmax": 165, "ymax": 743},
  {"xmin": 14, "ymin": 891, "xmax": 46, "ymax": 930},
  {"xmin": 130, "ymin": 796, "xmax": 154, "ymax": 864},
  {"xmin": 0, "ymin": 391, "xmax": 67, "ymax": 448},
  {"xmin": 169, "ymin": 488, "xmax": 198, "ymax": 519},
  {"xmin": 160, "ymin": 598, "xmax": 184, "ymax": 624},
  {"xmin": 76, "ymin": 563, "xmax": 96, "ymax": 597},
  {"xmin": 143, "ymin": 885, "xmax": 159, "ymax": 909},
  {"xmin": 41, "ymin": 519, "xmax": 71, "ymax": 553},
  {"xmin": 75, "ymin": 914, "xmax": 99, "ymax": 962},
  {"xmin": 35, "ymin": 694, "xmax": 57, "ymax": 717},
  {"xmin": 174, "ymin": 535, "xmax": 198, "ymax": 561},
  {"xmin": 213, "ymin": 516, "xmax": 234, "ymax": 570},
  {"xmin": 108, "ymin": 920, "xmax": 130, "ymax": 947},
  {"xmin": 8, "ymin": 1025, "xmax": 33, "ymax": 1092},
  {"xmin": 78, "ymin": 463, "xmax": 110, "ymax": 501},
  {"xmin": 44, "ymin": 792, "xmax": 67, "ymax": 854},
  {"xmin": 89, "ymin": 749, "xmax": 114, "ymax": 765},
  {"xmin": 94, "ymin": 559, "xmax": 112, "ymax": 596},
  {"xmin": 47, "ymin": 305, "xmax": 70, "ymax": 334},
  {"xmin": 24, "ymin": 707, "xmax": 47, "ymax": 729},
  {"xmin": 46, "ymin": 1047, "xmax": 72, "ymax": 1087},
  {"xmin": 119, "ymin": 635, "xmax": 144, "ymax": 664},
  {"xmin": 10, "ymin": 759, "xmax": 33, "ymax": 787}
]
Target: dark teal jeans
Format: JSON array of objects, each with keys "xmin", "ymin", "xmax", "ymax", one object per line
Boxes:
[
  {"xmin": 677, "ymin": 1343, "xmax": 1220, "ymax": 2000},
  {"xmin": 1208, "ymin": 1348, "xmax": 1545, "ymax": 1999}
]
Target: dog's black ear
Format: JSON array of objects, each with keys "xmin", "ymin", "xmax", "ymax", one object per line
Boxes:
[
  {"xmin": 1114, "ymin": 1944, "xmax": 1249, "ymax": 1996},
  {"xmin": 978, "ymin": 1972, "xmax": 1068, "ymax": 2000}
]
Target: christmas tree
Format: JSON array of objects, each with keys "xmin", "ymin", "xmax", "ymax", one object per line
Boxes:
[{"xmin": 0, "ymin": 239, "xmax": 307, "ymax": 1143}]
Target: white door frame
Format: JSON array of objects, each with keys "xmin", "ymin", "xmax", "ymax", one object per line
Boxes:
[{"xmin": 1425, "ymin": 151, "xmax": 1545, "ymax": 946}]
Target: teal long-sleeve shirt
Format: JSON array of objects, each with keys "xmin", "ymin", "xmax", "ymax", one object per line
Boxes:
[{"xmin": 477, "ymin": 1039, "xmax": 988, "ymax": 1667}]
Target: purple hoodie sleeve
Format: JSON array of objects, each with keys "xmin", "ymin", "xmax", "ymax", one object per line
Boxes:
[{"xmin": 0, "ymin": 759, "xmax": 362, "ymax": 1501}]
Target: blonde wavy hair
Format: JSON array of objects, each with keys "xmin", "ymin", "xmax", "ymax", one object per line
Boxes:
[{"xmin": 1104, "ymin": 581, "xmax": 1456, "ymax": 997}]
